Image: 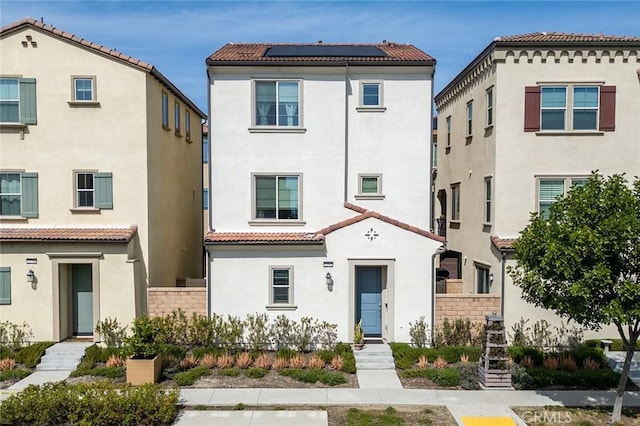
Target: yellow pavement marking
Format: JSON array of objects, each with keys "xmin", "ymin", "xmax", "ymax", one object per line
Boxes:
[{"xmin": 461, "ymin": 416, "xmax": 516, "ymax": 426}]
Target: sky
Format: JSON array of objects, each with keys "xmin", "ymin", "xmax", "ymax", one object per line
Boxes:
[{"xmin": 1, "ymin": 1, "xmax": 639, "ymax": 115}]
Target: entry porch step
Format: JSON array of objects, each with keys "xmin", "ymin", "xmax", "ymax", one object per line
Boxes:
[{"xmin": 36, "ymin": 341, "xmax": 92, "ymax": 372}]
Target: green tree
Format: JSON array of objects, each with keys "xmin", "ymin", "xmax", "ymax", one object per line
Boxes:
[{"xmin": 509, "ymin": 173, "xmax": 640, "ymax": 422}]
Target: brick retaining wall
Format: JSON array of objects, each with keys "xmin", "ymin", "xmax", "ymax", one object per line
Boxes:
[{"xmin": 148, "ymin": 287, "xmax": 207, "ymax": 317}]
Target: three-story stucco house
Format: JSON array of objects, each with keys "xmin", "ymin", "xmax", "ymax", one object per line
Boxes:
[
  {"xmin": 0, "ymin": 18, "xmax": 206, "ymax": 342},
  {"xmin": 205, "ymin": 43, "xmax": 445, "ymax": 343},
  {"xmin": 433, "ymin": 32, "xmax": 640, "ymax": 337}
]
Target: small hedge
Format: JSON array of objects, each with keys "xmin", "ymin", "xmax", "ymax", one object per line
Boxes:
[
  {"xmin": 400, "ymin": 367, "xmax": 460, "ymax": 387},
  {"xmin": 508, "ymin": 345, "xmax": 606, "ymax": 368},
  {"xmin": 0, "ymin": 382, "xmax": 179, "ymax": 425},
  {"xmin": 279, "ymin": 368, "xmax": 347, "ymax": 386},
  {"xmin": 526, "ymin": 367, "xmax": 620, "ymax": 390},
  {"xmin": 70, "ymin": 366, "xmax": 124, "ymax": 379},
  {"xmin": 13, "ymin": 342, "xmax": 55, "ymax": 368},
  {"xmin": 390, "ymin": 343, "xmax": 481, "ymax": 369},
  {"xmin": 173, "ymin": 366, "xmax": 211, "ymax": 386},
  {"xmin": 244, "ymin": 367, "xmax": 267, "ymax": 379},
  {"xmin": 0, "ymin": 368, "xmax": 31, "ymax": 381}
]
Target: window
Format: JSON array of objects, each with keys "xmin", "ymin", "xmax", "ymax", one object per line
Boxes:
[
  {"xmin": 451, "ymin": 183, "xmax": 460, "ymax": 221},
  {"xmin": 537, "ymin": 176, "xmax": 588, "ymax": 218},
  {"xmin": 161, "ymin": 91, "xmax": 169, "ymax": 129},
  {"xmin": 525, "ymin": 85, "xmax": 615, "ymax": 132},
  {"xmin": 484, "ymin": 177, "xmax": 492, "ymax": 223},
  {"xmin": 446, "ymin": 116, "xmax": 451, "ymax": 147},
  {"xmin": 254, "ymin": 80, "xmax": 299, "ymax": 127},
  {"xmin": 466, "ymin": 101, "xmax": 473, "ymax": 135},
  {"xmin": 0, "ymin": 77, "xmax": 36, "ymax": 124},
  {"xmin": 185, "ymin": 110, "xmax": 191, "ymax": 140},
  {"xmin": 270, "ymin": 266, "xmax": 293, "ymax": 305},
  {"xmin": 203, "ymin": 136, "xmax": 208, "ymax": 163},
  {"xmin": 476, "ymin": 264, "xmax": 490, "ymax": 294},
  {"xmin": 356, "ymin": 174, "xmax": 384, "ymax": 199},
  {"xmin": 486, "ymin": 88, "xmax": 494, "ymax": 126},
  {"xmin": 0, "ymin": 267, "xmax": 10, "ymax": 305},
  {"xmin": 73, "ymin": 171, "xmax": 113, "ymax": 209},
  {"xmin": 203, "ymin": 188, "xmax": 209, "ymax": 210},
  {"xmin": 254, "ymin": 174, "xmax": 300, "ymax": 220},
  {"xmin": 174, "ymin": 102, "xmax": 181, "ymax": 135},
  {"xmin": 361, "ymin": 82, "xmax": 382, "ymax": 106},
  {"xmin": 73, "ymin": 77, "xmax": 95, "ymax": 102},
  {"xmin": 0, "ymin": 172, "xmax": 38, "ymax": 217}
]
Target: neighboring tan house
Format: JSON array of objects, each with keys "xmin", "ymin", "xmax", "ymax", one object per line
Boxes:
[
  {"xmin": 0, "ymin": 18, "xmax": 206, "ymax": 342},
  {"xmin": 433, "ymin": 32, "xmax": 640, "ymax": 338},
  {"xmin": 205, "ymin": 43, "xmax": 445, "ymax": 343}
]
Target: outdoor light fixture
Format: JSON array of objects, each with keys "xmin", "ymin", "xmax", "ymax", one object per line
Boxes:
[
  {"xmin": 26, "ymin": 270, "xmax": 35, "ymax": 283},
  {"xmin": 489, "ymin": 273, "xmax": 494, "ymax": 284},
  {"xmin": 325, "ymin": 272, "xmax": 334, "ymax": 291}
]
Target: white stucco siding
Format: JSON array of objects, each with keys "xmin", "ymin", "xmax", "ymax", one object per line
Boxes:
[
  {"xmin": 493, "ymin": 53, "xmax": 640, "ymax": 236},
  {"xmin": 208, "ymin": 217, "xmax": 442, "ymax": 343}
]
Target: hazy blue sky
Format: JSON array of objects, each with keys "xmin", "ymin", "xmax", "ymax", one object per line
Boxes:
[{"xmin": 2, "ymin": 1, "xmax": 639, "ymax": 114}]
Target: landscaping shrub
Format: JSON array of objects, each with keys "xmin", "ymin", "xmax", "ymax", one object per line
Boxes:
[
  {"xmin": 159, "ymin": 343, "xmax": 186, "ymax": 360},
  {"xmin": 434, "ymin": 317, "xmax": 483, "ymax": 347},
  {"xmin": 391, "ymin": 343, "xmax": 481, "ymax": 370},
  {"xmin": 219, "ymin": 367, "xmax": 240, "ymax": 377},
  {"xmin": 276, "ymin": 347, "xmax": 297, "ymax": 360},
  {"xmin": 510, "ymin": 364, "xmax": 533, "ymax": 390},
  {"xmin": 246, "ymin": 313, "xmax": 270, "ymax": 352},
  {"xmin": 192, "ymin": 346, "xmax": 221, "ymax": 359},
  {"xmin": 0, "ymin": 382, "xmax": 179, "ymax": 425},
  {"xmin": 334, "ymin": 342, "xmax": 352, "ymax": 354},
  {"xmin": 316, "ymin": 349, "xmax": 335, "ymax": 363},
  {"xmin": 526, "ymin": 367, "xmax": 620, "ymax": 390},
  {"xmin": 508, "ymin": 346, "xmax": 544, "ymax": 366},
  {"xmin": 319, "ymin": 371, "xmax": 347, "ymax": 386},
  {"xmin": 279, "ymin": 368, "xmax": 347, "ymax": 386},
  {"xmin": 173, "ymin": 366, "xmax": 211, "ymax": 386},
  {"xmin": 244, "ymin": 367, "xmax": 267, "ymax": 378},
  {"xmin": 77, "ymin": 344, "xmax": 122, "ymax": 370},
  {"xmin": 564, "ymin": 345, "xmax": 605, "ymax": 367},
  {"xmin": 340, "ymin": 352, "xmax": 356, "ymax": 374},
  {"xmin": 70, "ymin": 366, "xmax": 124, "ymax": 379},
  {"xmin": 13, "ymin": 342, "xmax": 54, "ymax": 368},
  {"xmin": 400, "ymin": 367, "xmax": 460, "ymax": 387},
  {"xmin": 0, "ymin": 321, "xmax": 34, "ymax": 350},
  {"xmin": 0, "ymin": 368, "xmax": 31, "ymax": 381},
  {"xmin": 95, "ymin": 317, "xmax": 127, "ymax": 348},
  {"xmin": 409, "ymin": 316, "xmax": 431, "ymax": 348},
  {"xmin": 454, "ymin": 362, "xmax": 480, "ymax": 389}
]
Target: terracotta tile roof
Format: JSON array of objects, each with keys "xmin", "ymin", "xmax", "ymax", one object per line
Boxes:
[
  {"xmin": 495, "ymin": 32, "xmax": 640, "ymax": 43},
  {"xmin": 1, "ymin": 18, "xmax": 205, "ymax": 118},
  {"xmin": 207, "ymin": 43, "xmax": 435, "ymax": 64},
  {"xmin": 0, "ymin": 226, "xmax": 138, "ymax": 243},
  {"xmin": 490, "ymin": 235, "xmax": 517, "ymax": 251},
  {"xmin": 205, "ymin": 231, "xmax": 324, "ymax": 245}
]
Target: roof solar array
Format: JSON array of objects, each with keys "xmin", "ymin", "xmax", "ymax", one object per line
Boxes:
[{"xmin": 265, "ymin": 45, "xmax": 387, "ymax": 58}]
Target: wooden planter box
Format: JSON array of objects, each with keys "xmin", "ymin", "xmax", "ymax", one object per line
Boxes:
[
  {"xmin": 126, "ymin": 355, "xmax": 162, "ymax": 385},
  {"xmin": 478, "ymin": 366, "xmax": 512, "ymax": 388}
]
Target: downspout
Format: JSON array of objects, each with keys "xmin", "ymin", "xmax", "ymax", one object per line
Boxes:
[
  {"xmin": 343, "ymin": 60, "xmax": 349, "ymax": 202},
  {"xmin": 500, "ymin": 250, "xmax": 507, "ymax": 316},
  {"xmin": 206, "ymin": 65, "xmax": 213, "ymax": 317},
  {"xmin": 429, "ymin": 65, "xmax": 436, "ymax": 231}
]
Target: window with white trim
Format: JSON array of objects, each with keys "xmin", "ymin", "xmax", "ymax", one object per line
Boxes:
[
  {"xmin": 74, "ymin": 171, "xmax": 113, "ymax": 210},
  {"xmin": 161, "ymin": 91, "xmax": 169, "ymax": 129},
  {"xmin": 361, "ymin": 82, "xmax": 382, "ymax": 106},
  {"xmin": 253, "ymin": 174, "xmax": 300, "ymax": 220},
  {"xmin": 451, "ymin": 183, "xmax": 460, "ymax": 221},
  {"xmin": 446, "ymin": 116, "xmax": 451, "ymax": 147},
  {"xmin": 270, "ymin": 266, "xmax": 293, "ymax": 305},
  {"xmin": 73, "ymin": 77, "xmax": 95, "ymax": 102},
  {"xmin": 356, "ymin": 174, "xmax": 383, "ymax": 199},
  {"xmin": 174, "ymin": 102, "xmax": 181, "ymax": 136},
  {"xmin": 185, "ymin": 110, "xmax": 191, "ymax": 140},
  {"xmin": 0, "ymin": 77, "xmax": 37, "ymax": 124},
  {"xmin": 484, "ymin": 177, "xmax": 492, "ymax": 223},
  {"xmin": 537, "ymin": 176, "xmax": 588, "ymax": 218},
  {"xmin": 254, "ymin": 80, "xmax": 300, "ymax": 127},
  {"xmin": 534, "ymin": 85, "xmax": 601, "ymax": 131},
  {"xmin": 0, "ymin": 172, "xmax": 38, "ymax": 217},
  {"xmin": 476, "ymin": 264, "xmax": 490, "ymax": 294},
  {"xmin": 466, "ymin": 101, "xmax": 473, "ymax": 136},
  {"xmin": 486, "ymin": 87, "xmax": 493, "ymax": 126}
]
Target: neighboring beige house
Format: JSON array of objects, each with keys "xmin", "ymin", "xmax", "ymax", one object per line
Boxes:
[
  {"xmin": 0, "ymin": 18, "xmax": 206, "ymax": 342},
  {"xmin": 206, "ymin": 43, "xmax": 445, "ymax": 343},
  {"xmin": 433, "ymin": 32, "xmax": 640, "ymax": 338}
]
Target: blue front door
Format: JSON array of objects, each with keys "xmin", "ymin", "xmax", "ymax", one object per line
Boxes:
[
  {"xmin": 356, "ymin": 266, "xmax": 382, "ymax": 337},
  {"xmin": 72, "ymin": 264, "xmax": 93, "ymax": 336}
]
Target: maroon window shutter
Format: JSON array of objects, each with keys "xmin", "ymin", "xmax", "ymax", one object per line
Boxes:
[
  {"xmin": 524, "ymin": 86, "xmax": 541, "ymax": 132},
  {"xmin": 599, "ymin": 86, "xmax": 616, "ymax": 131}
]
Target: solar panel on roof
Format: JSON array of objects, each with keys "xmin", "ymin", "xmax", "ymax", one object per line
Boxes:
[{"xmin": 265, "ymin": 45, "xmax": 387, "ymax": 58}]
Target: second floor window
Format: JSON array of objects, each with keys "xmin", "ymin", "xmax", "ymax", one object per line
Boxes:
[
  {"xmin": 486, "ymin": 88, "xmax": 493, "ymax": 126},
  {"xmin": 185, "ymin": 110, "xmax": 191, "ymax": 140},
  {"xmin": 74, "ymin": 171, "xmax": 113, "ymax": 209},
  {"xmin": 484, "ymin": 177, "xmax": 492, "ymax": 223},
  {"xmin": 76, "ymin": 173, "xmax": 94, "ymax": 207},
  {"xmin": 0, "ymin": 172, "xmax": 38, "ymax": 217},
  {"xmin": 174, "ymin": 102, "xmax": 181, "ymax": 135},
  {"xmin": 254, "ymin": 80, "xmax": 299, "ymax": 127},
  {"xmin": 254, "ymin": 175, "xmax": 299, "ymax": 220},
  {"xmin": 466, "ymin": 101, "xmax": 473, "ymax": 136},
  {"xmin": 73, "ymin": 77, "xmax": 95, "ymax": 101},
  {"xmin": 0, "ymin": 77, "xmax": 37, "ymax": 124},
  {"xmin": 161, "ymin": 91, "xmax": 169, "ymax": 129},
  {"xmin": 361, "ymin": 82, "xmax": 381, "ymax": 106},
  {"xmin": 451, "ymin": 183, "xmax": 460, "ymax": 221},
  {"xmin": 446, "ymin": 116, "xmax": 451, "ymax": 147}
]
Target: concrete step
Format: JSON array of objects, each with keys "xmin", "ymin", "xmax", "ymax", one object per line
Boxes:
[
  {"xmin": 37, "ymin": 363, "xmax": 81, "ymax": 371},
  {"xmin": 355, "ymin": 362, "xmax": 397, "ymax": 370},
  {"xmin": 35, "ymin": 342, "xmax": 92, "ymax": 372}
]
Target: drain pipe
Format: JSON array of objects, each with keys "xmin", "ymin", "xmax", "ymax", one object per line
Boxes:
[
  {"xmin": 500, "ymin": 251, "xmax": 506, "ymax": 316},
  {"xmin": 343, "ymin": 60, "xmax": 349, "ymax": 202},
  {"xmin": 431, "ymin": 243, "xmax": 447, "ymax": 346}
]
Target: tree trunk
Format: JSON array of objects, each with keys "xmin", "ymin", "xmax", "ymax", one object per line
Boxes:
[{"xmin": 611, "ymin": 341, "xmax": 637, "ymax": 422}]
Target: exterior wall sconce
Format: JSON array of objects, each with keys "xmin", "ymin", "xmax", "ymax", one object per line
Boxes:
[
  {"xmin": 325, "ymin": 272, "xmax": 333, "ymax": 291},
  {"xmin": 26, "ymin": 269, "xmax": 35, "ymax": 283},
  {"xmin": 489, "ymin": 273, "xmax": 494, "ymax": 284}
]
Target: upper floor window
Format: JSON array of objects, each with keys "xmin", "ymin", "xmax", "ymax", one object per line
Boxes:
[
  {"xmin": 451, "ymin": 183, "xmax": 460, "ymax": 221},
  {"xmin": 537, "ymin": 176, "xmax": 587, "ymax": 218},
  {"xmin": 73, "ymin": 77, "xmax": 95, "ymax": 102},
  {"xmin": 0, "ymin": 77, "xmax": 37, "ymax": 124},
  {"xmin": 74, "ymin": 171, "xmax": 113, "ymax": 210},
  {"xmin": 254, "ymin": 80, "xmax": 299, "ymax": 127},
  {"xmin": 203, "ymin": 136, "xmax": 209, "ymax": 164},
  {"xmin": 0, "ymin": 172, "xmax": 38, "ymax": 217},
  {"xmin": 253, "ymin": 174, "xmax": 300, "ymax": 221},
  {"xmin": 185, "ymin": 110, "xmax": 191, "ymax": 140},
  {"xmin": 356, "ymin": 174, "xmax": 384, "ymax": 200},
  {"xmin": 174, "ymin": 102, "xmax": 181, "ymax": 136},
  {"xmin": 203, "ymin": 188, "xmax": 209, "ymax": 210},
  {"xmin": 161, "ymin": 91, "xmax": 169, "ymax": 129},
  {"xmin": 484, "ymin": 176, "xmax": 492, "ymax": 224},
  {"xmin": 525, "ymin": 85, "xmax": 615, "ymax": 132},
  {"xmin": 486, "ymin": 88, "xmax": 494, "ymax": 127},
  {"xmin": 361, "ymin": 82, "xmax": 382, "ymax": 106},
  {"xmin": 466, "ymin": 101, "xmax": 473, "ymax": 136},
  {"xmin": 446, "ymin": 116, "xmax": 451, "ymax": 147}
]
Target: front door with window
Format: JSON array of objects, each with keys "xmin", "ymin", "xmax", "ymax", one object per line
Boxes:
[
  {"xmin": 72, "ymin": 264, "xmax": 93, "ymax": 336},
  {"xmin": 356, "ymin": 266, "xmax": 382, "ymax": 337}
]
